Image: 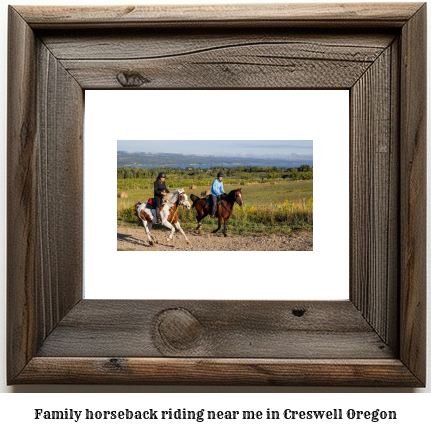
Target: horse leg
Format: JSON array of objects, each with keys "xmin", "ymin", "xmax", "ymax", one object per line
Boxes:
[
  {"xmin": 161, "ymin": 220, "xmax": 176, "ymax": 241},
  {"xmin": 212, "ymin": 215, "xmax": 222, "ymax": 234},
  {"xmin": 175, "ymin": 222, "xmax": 191, "ymax": 244},
  {"xmin": 142, "ymin": 220, "xmax": 155, "ymax": 246},
  {"xmin": 223, "ymin": 218, "xmax": 228, "ymax": 237},
  {"xmin": 196, "ymin": 216, "xmax": 204, "ymax": 231},
  {"xmin": 148, "ymin": 222, "xmax": 157, "ymax": 244},
  {"xmin": 195, "ymin": 207, "xmax": 205, "ymax": 231}
]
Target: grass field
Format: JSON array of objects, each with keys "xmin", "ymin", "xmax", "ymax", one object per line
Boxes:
[{"xmin": 117, "ymin": 179, "xmax": 313, "ymax": 236}]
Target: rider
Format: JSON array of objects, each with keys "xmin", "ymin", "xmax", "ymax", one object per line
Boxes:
[
  {"xmin": 154, "ymin": 172, "xmax": 169, "ymax": 223},
  {"xmin": 210, "ymin": 172, "xmax": 225, "ymax": 218}
]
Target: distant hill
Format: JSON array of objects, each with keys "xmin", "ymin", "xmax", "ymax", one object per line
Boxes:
[{"xmin": 117, "ymin": 151, "xmax": 312, "ymax": 167}]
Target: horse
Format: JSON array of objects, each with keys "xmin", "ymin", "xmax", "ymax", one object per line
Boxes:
[
  {"xmin": 190, "ymin": 188, "xmax": 244, "ymax": 237},
  {"xmin": 134, "ymin": 188, "xmax": 191, "ymax": 247}
]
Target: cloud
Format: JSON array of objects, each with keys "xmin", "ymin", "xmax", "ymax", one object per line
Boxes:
[{"xmin": 236, "ymin": 143, "xmax": 313, "ymax": 150}]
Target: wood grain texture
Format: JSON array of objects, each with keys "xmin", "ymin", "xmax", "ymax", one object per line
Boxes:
[
  {"xmin": 41, "ymin": 31, "xmax": 395, "ymax": 60},
  {"xmin": 15, "ymin": 3, "xmax": 423, "ymax": 29},
  {"xmin": 350, "ymin": 44, "xmax": 399, "ymax": 349},
  {"xmin": 36, "ymin": 300, "xmax": 394, "ymax": 359},
  {"xmin": 7, "ymin": 6, "xmax": 84, "ymax": 384},
  {"xmin": 40, "ymin": 30, "xmax": 394, "ymax": 90},
  {"xmin": 35, "ymin": 40, "xmax": 84, "ymax": 335},
  {"xmin": 60, "ymin": 55, "xmax": 374, "ymax": 90},
  {"xmin": 15, "ymin": 358, "xmax": 423, "ymax": 386},
  {"xmin": 387, "ymin": 38, "xmax": 401, "ymax": 352},
  {"xmin": 53, "ymin": 32, "xmax": 394, "ymax": 89},
  {"xmin": 7, "ymin": 3, "xmax": 427, "ymax": 386},
  {"xmin": 399, "ymin": 3, "xmax": 427, "ymax": 385},
  {"xmin": 7, "ymin": 6, "xmax": 38, "ymax": 381}
]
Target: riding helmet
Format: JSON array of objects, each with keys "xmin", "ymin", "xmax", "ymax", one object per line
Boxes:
[
  {"xmin": 158, "ymin": 172, "xmax": 166, "ymax": 179},
  {"xmin": 217, "ymin": 172, "xmax": 223, "ymax": 178}
]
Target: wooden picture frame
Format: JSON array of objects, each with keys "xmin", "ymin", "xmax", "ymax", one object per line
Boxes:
[{"xmin": 7, "ymin": 3, "xmax": 426, "ymax": 386}]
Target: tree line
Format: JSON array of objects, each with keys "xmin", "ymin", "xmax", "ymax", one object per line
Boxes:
[{"xmin": 117, "ymin": 165, "xmax": 313, "ymax": 181}]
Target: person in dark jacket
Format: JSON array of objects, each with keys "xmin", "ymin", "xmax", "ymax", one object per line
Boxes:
[{"xmin": 154, "ymin": 172, "xmax": 169, "ymax": 223}]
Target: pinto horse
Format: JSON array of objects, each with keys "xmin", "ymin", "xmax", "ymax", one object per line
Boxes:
[
  {"xmin": 135, "ymin": 188, "xmax": 191, "ymax": 246},
  {"xmin": 190, "ymin": 188, "xmax": 244, "ymax": 237}
]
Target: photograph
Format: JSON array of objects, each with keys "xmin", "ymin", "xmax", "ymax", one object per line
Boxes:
[{"xmin": 116, "ymin": 140, "xmax": 313, "ymax": 251}]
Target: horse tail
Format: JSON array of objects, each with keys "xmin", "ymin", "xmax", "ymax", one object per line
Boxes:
[
  {"xmin": 134, "ymin": 202, "xmax": 141, "ymax": 217},
  {"xmin": 190, "ymin": 194, "xmax": 200, "ymax": 207}
]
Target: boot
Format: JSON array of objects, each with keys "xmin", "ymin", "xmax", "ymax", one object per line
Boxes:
[
  {"xmin": 210, "ymin": 202, "xmax": 217, "ymax": 219},
  {"xmin": 156, "ymin": 207, "xmax": 162, "ymax": 223}
]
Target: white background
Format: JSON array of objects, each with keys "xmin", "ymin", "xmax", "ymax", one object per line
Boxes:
[
  {"xmin": 85, "ymin": 90, "xmax": 349, "ymax": 300},
  {"xmin": 0, "ymin": 0, "xmax": 429, "ymax": 424}
]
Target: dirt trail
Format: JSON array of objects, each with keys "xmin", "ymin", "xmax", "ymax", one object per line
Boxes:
[{"xmin": 117, "ymin": 227, "xmax": 313, "ymax": 251}]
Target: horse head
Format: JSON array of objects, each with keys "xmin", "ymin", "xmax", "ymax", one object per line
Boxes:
[
  {"xmin": 234, "ymin": 188, "xmax": 244, "ymax": 207},
  {"xmin": 178, "ymin": 191, "xmax": 191, "ymax": 209}
]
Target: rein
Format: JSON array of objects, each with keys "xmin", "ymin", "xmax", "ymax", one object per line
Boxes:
[
  {"xmin": 169, "ymin": 203, "xmax": 180, "ymax": 222},
  {"xmin": 218, "ymin": 192, "xmax": 242, "ymax": 216},
  {"xmin": 166, "ymin": 191, "xmax": 182, "ymax": 222},
  {"xmin": 220, "ymin": 200, "xmax": 232, "ymax": 215}
]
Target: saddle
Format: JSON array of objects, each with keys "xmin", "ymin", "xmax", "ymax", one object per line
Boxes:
[
  {"xmin": 146, "ymin": 198, "xmax": 156, "ymax": 209},
  {"xmin": 205, "ymin": 194, "xmax": 227, "ymax": 209}
]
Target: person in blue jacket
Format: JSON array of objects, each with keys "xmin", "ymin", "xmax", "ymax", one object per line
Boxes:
[{"xmin": 210, "ymin": 172, "xmax": 225, "ymax": 218}]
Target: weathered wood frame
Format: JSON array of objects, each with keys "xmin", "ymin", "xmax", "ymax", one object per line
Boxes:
[{"xmin": 7, "ymin": 4, "xmax": 426, "ymax": 386}]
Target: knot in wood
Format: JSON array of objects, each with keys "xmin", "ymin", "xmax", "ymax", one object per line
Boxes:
[
  {"xmin": 116, "ymin": 71, "xmax": 150, "ymax": 87},
  {"xmin": 108, "ymin": 358, "xmax": 123, "ymax": 369},
  {"xmin": 292, "ymin": 308, "xmax": 306, "ymax": 317},
  {"xmin": 154, "ymin": 308, "xmax": 203, "ymax": 351}
]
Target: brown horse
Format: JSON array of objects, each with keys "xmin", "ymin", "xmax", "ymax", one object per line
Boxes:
[{"xmin": 190, "ymin": 188, "xmax": 244, "ymax": 237}]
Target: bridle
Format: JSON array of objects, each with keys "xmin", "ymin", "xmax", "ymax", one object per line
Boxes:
[
  {"xmin": 235, "ymin": 191, "xmax": 244, "ymax": 207},
  {"xmin": 178, "ymin": 192, "xmax": 190, "ymax": 209},
  {"xmin": 218, "ymin": 190, "xmax": 243, "ymax": 216},
  {"xmin": 166, "ymin": 191, "xmax": 190, "ymax": 222}
]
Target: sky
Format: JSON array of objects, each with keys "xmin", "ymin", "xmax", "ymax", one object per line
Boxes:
[{"xmin": 117, "ymin": 140, "xmax": 313, "ymax": 160}]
